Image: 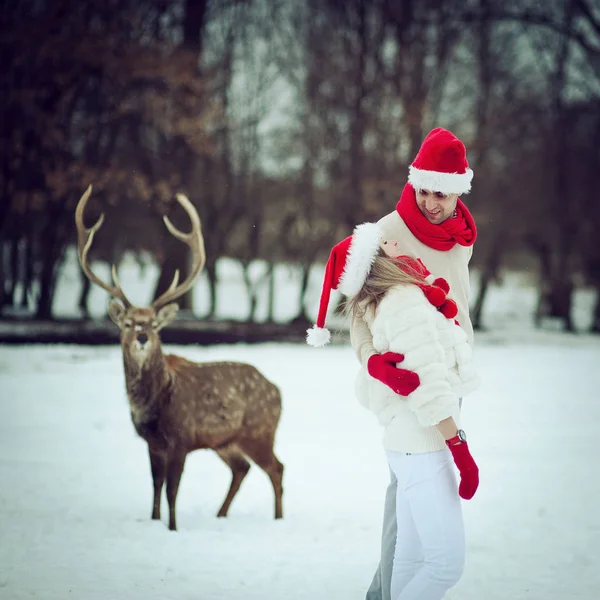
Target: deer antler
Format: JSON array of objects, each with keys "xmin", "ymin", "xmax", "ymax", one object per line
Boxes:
[
  {"xmin": 152, "ymin": 193, "xmax": 206, "ymax": 310},
  {"xmin": 75, "ymin": 185, "xmax": 133, "ymax": 308}
]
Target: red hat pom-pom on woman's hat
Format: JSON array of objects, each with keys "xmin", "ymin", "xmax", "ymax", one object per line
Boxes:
[
  {"xmin": 410, "ymin": 261, "xmax": 457, "ymax": 317},
  {"xmin": 440, "ymin": 298, "xmax": 458, "ymax": 319},
  {"xmin": 432, "ymin": 277, "xmax": 450, "ymax": 294},
  {"xmin": 423, "ymin": 285, "xmax": 446, "ymax": 307},
  {"xmin": 307, "ymin": 222, "xmax": 382, "ymax": 347}
]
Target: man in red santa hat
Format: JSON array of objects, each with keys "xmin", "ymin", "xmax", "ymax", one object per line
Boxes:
[{"xmin": 309, "ymin": 127, "xmax": 478, "ymax": 600}]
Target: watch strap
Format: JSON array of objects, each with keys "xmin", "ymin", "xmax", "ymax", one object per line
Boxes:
[
  {"xmin": 445, "ymin": 435, "xmax": 462, "ymax": 446},
  {"xmin": 445, "ymin": 429, "xmax": 467, "ymax": 446}
]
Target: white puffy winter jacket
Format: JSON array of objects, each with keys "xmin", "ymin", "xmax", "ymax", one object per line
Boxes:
[{"xmin": 355, "ymin": 283, "xmax": 480, "ymax": 453}]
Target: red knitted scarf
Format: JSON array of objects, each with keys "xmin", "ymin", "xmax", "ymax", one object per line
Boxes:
[{"xmin": 396, "ymin": 184, "xmax": 477, "ymax": 251}]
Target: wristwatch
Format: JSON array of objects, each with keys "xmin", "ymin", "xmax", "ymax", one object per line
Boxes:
[{"xmin": 445, "ymin": 429, "xmax": 467, "ymax": 446}]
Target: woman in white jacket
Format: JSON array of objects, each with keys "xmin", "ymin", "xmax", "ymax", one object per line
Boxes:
[{"xmin": 307, "ymin": 222, "xmax": 480, "ymax": 600}]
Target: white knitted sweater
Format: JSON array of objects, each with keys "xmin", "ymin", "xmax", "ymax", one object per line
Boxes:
[{"xmin": 355, "ymin": 284, "xmax": 480, "ymax": 453}]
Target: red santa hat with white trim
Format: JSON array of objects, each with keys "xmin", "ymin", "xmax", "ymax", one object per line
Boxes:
[
  {"xmin": 408, "ymin": 127, "xmax": 473, "ymax": 195},
  {"xmin": 306, "ymin": 222, "xmax": 382, "ymax": 347}
]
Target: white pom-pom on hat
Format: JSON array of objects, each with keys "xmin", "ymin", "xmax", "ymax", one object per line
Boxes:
[{"xmin": 306, "ymin": 325, "xmax": 331, "ymax": 348}]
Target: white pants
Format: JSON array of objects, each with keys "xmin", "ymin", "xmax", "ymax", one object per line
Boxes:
[{"xmin": 385, "ymin": 449, "xmax": 465, "ymax": 600}]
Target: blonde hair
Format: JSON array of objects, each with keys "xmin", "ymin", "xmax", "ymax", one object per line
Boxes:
[{"xmin": 343, "ymin": 250, "xmax": 427, "ymax": 319}]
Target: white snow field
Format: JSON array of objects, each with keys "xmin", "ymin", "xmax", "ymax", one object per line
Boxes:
[
  {"xmin": 1, "ymin": 333, "xmax": 600, "ymax": 600},
  {"xmin": 1, "ymin": 253, "xmax": 600, "ymax": 599}
]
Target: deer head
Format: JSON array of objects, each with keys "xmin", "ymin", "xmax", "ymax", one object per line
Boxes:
[{"xmin": 75, "ymin": 185, "xmax": 206, "ymax": 366}]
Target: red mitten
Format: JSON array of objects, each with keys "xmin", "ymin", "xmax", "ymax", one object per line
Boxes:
[
  {"xmin": 367, "ymin": 352, "xmax": 420, "ymax": 396},
  {"xmin": 447, "ymin": 442, "xmax": 479, "ymax": 500},
  {"xmin": 439, "ymin": 298, "xmax": 458, "ymax": 319}
]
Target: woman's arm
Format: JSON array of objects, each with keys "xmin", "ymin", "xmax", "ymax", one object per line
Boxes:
[
  {"xmin": 436, "ymin": 416, "xmax": 461, "ymax": 442},
  {"xmin": 349, "ymin": 311, "xmax": 376, "ymax": 368}
]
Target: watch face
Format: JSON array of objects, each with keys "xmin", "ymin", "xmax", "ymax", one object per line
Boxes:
[{"xmin": 458, "ymin": 429, "xmax": 467, "ymax": 442}]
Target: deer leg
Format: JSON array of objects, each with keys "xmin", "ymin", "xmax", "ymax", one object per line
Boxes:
[
  {"xmin": 239, "ymin": 438, "xmax": 284, "ymax": 519},
  {"xmin": 149, "ymin": 448, "xmax": 167, "ymax": 521},
  {"xmin": 165, "ymin": 451, "xmax": 187, "ymax": 531},
  {"xmin": 215, "ymin": 445, "xmax": 251, "ymax": 518}
]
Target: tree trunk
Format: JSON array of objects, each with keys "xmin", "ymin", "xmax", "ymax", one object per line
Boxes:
[
  {"xmin": 36, "ymin": 242, "xmax": 65, "ymax": 320},
  {"xmin": 291, "ymin": 262, "xmax": 313, "ymax": 324},
  {"xmin": 153, "ymin": 239, "xmax": 193, "ymax": 311},
  {"xmin": 78, "ymin": 273, "xmax": 92, "ymax": 319},
  {"xmin": 266, "ymin": 262, "xmax": 275, "ymax": 323},
  {"xmin": 36, "ymin": 261, "xmax": 57, "ymax": 319},
  {"xmin": 346, "ymin": 3, "xmax": 368, "ymax": 228},
  {"xmin": 7, "ymin": 226, "xmax": 20, "ymax": 307},
  {"xmin": 241, "ymin": 262, "xmax": 258, "ymax": 323},
  {"xmin": 183, "ymin": 0, "xmax": 208, "ymax": 56},
  {"xmin": 550, "ymin": 0, "xmax": 576, "ymax": 332},
  {"xmin": 590, "ymin": 288, "xmax": 600, "ymax": 333},
  {"xmin": 471, "ymin": 269, "xmax": 490, "ymax": 331},
  {"xmin": 204, "ymin": 258, "xmax": 217, "ymax": 318},
  {"xmin": 532, "ymin": 241, "xmax": 552, "ymax": 327},
  {"xmin": 471, "ymin": 234, "xmax": 503, "ymax": 331},
  {"xmin": 151, "ymin": 0, "xmax": 209, "ymax": 312},
  {"xmin": 241, "ymin": 260, "xmax": 272, "ymax": 323},
  {"xmin": 34, "ymin": 204, "xmax": 70, "ymax": 320},
  {"xmin": 535, "ymin": 279, "xmax": 575, "ymax": 332},
  {"xmin": 20, "ymin": 207, "xmax": 37, "ymax": 311},
  {"xmin": 0, "ymin": 240, "xmax": 6, "ymax": 310},
  {"xmin": 1, "ymin": 239, "xmax": 11, "ymax": 309},
  {"xmin": 547, "ymin": 280, "xmax": 575, "ymax": 332}
]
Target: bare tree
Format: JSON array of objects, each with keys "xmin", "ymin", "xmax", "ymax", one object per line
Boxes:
[{"xmin": 1, "ymin": 0, "xmax": 214, "ymax": 319}]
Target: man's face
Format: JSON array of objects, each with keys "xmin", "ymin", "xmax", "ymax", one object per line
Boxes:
[{"xmin": 415, "ymin": 189, "xmax": 459, "ymax": 224}]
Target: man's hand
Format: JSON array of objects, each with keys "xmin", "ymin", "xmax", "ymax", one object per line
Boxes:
[{"xmin": 367, "ymin": 352, "xmax": 420, "ymax": 396}]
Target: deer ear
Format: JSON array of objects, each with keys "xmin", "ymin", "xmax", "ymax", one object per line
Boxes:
[
  {"xmin": 156, "ymin": 303, "xmax": 179, "ymax": 330},
  {"xmin": 108, "ymin": 299, "xmax": 126, "ymax": 326}
]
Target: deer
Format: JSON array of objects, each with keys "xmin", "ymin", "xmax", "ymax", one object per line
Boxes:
[{"xmin": 75, "ymin": 185, "xmax": 284, "ymax": 531}]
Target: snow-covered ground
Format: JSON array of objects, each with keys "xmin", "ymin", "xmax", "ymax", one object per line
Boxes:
[
  {"xmin": 2, "ymin": 334, "xmax": 600, "ymax": 600},
  {"xmin": 2, "ymin": 253, "xmax": 600, "ymax": 599}
]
